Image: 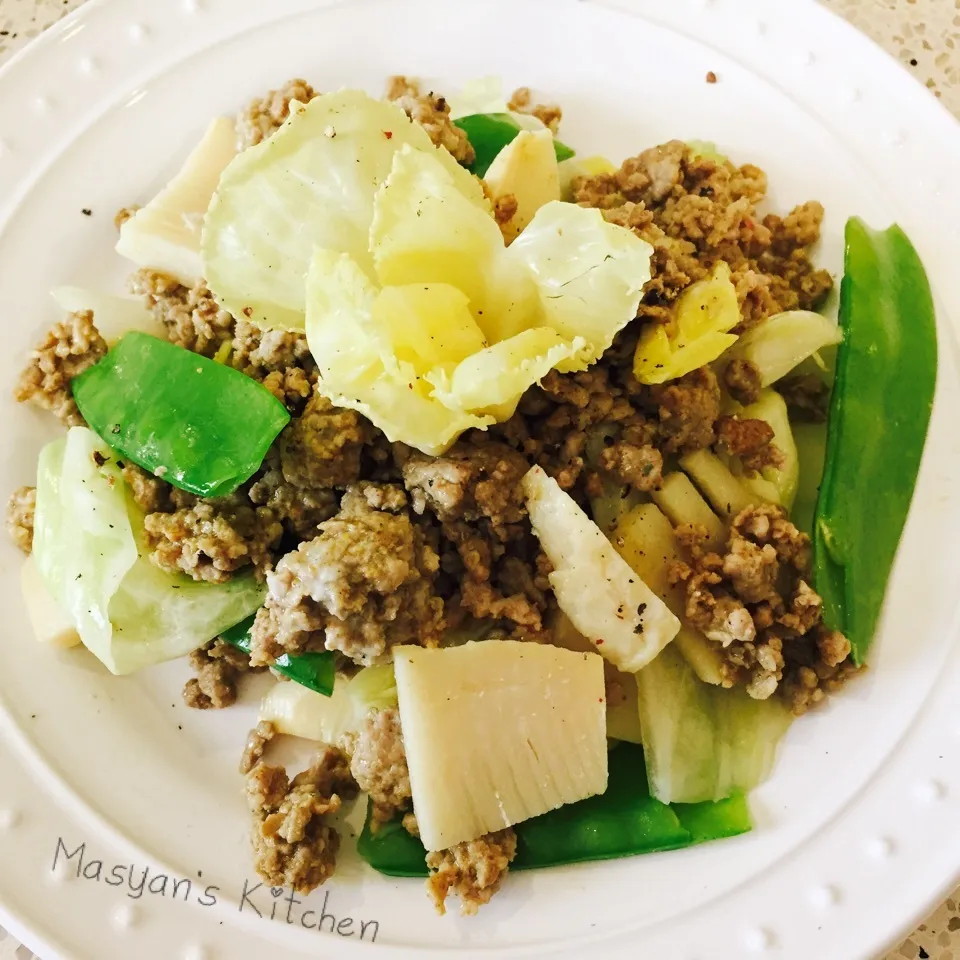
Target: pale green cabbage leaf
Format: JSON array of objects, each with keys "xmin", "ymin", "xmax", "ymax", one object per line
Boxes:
[
  {"xmin": 201, "ymin": 90, "xmax": 487, "ymax": 331},
  {"xmin": 33, "ymin": 427, "xmax": 265, "ymax": 675}
]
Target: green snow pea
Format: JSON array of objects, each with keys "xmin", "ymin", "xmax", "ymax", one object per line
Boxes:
[
  {"xmin": 221, "ymin": 615, "xmax": 335, "ymax": 697},
  {"xmin": 72, "ymin": 332, "xmax": 290, "ymax": 498},
  {"xmin": 356, "ymin": 743, "xmax": 751, "ymax": 877},
  {"xmin": 453, "ymin": 113, "xmax": 575, "ymax": 178},
  {"xmin": 814, "ymin": 218, "xmax": 937, "ymax": 664}
]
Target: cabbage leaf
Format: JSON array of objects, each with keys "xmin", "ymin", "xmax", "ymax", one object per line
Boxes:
[
  {"xmin": 202, "ymin": 90, "xmax": 487, "ymax": 330},
  {"xmin": 33, "ymin": 427, "xmax": 265, "ymax": 675}
]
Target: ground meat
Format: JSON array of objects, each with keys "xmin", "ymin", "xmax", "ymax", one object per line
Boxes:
[
  {"xmin": 723, "ymin": 357, "xmax": 762, "ymax": 406},
  {"xmin": 598, "ymin": 441, "xmax": 663, "ymax": 491},
  {"xmin": 493, "ymin": 193, "xmax": 518, "ymax": 228},
  {"xmin": 129, "ymin": 270, "xmax": 233, "ymax": 357},
  {"xmin": 249, "ymin": 484, "xmax": 444, "ymax": 667},
  {"xmin": 573, "ymin": 141, "xmax": 833, "ymax": 329},
  {"xmin": 14, "ymin": 311, "xmax": 107, "ymax": 425},
  {"xmin": 183, "ymin": 639, "xmax": 262, "ymax": 710},
  {"xmin": 777, "ymin": 373, "xmax": 830, "ymax": 423},
  {"xmin": 384, "ymin": 75, "xmax": 475, "ymax": 165},
  {"xmin": 247, "ymin": 454, "xmax": 338, "ymax": 541},
  {"xmin": 279, "ymin": 389, "xmax": 370, "ymax": 489},
  {"xmin": 345, "ymin": 707, "xmax": 411, "ymax": 828},
  {"xmin": 245, "ymin": 745, "xmax": 356, "ymax": 895},
  {"xmin": 240, "ymin": 721, "xmax": 276, "ymax": 774},
  {"xmin": 715, "ymin": 415, "xmax": 783, "ymax": 474},
  {"xmin": 236, "ymin": 78, "xmax": 317, "ymax": 150},
  {"xmin": 507, "ymin": 86, "xmax": 562, "ymax": 133},
  {"xmin": 674, "ymin": 503, "xmax": 856, "ymax": 709},
  {"xmin": 402, "ymin": 440, "xmax": 529, "ymax": 531},
  {"xmin": 652, "ymin": 366, "xmax": 721, "ymax": 452},
  {"xmin": 144, "ymin": 499, "xmax": 283, "ymax": 583},
  {"xmin": 6, "ymin": 486, "xmax": 35, "ymax": 554},
  {"xmin": 426, "ymin": 828, "xmax": 517, "ymax": 916},
  {"xmin": 113, "ymin": 205, "xmax": 139, "ymax": 231},
  {"xmin": 230, "ymin": 319, "xmax": 316, "ymax": 398}
]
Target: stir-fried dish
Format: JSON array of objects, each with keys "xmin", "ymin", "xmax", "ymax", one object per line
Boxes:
[{"xmin": 7, "ymin": 75, "xmax": 936, "ymax": 916}]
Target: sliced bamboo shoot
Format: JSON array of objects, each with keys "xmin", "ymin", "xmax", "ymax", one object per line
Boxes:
[
  {"xmin": 395, "ymin": 641, "xmax": 607, "ymax": 851},
  {"xmin": 612, "ymin": 503, "xmax": 727, "ymax": 686},
  {"xmin": 117, "ymin": 116, "xmax": 237, "ymax": 285},
  {"xmin": 679, "ymin": 449, "xmax": 763, "ymax": 519},
  {"xmin": 651, "ymin": 472, "xmax": 726, "ymax": 551},
  {"xmin": 523, "ymin": 465, "xmax": 680, "ymax": 673}
]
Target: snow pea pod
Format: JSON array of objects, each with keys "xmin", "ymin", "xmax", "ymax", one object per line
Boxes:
[
  {"xmin": 453, "ymin": 113, "xmax": 574, "ymax": 178},
  {"xmin": 356, "ymin": 743, "xmax": 751, "ymax": 877},
  {"xmin": 814, "ymin": 219, "xmax": 937, "ymax": 664},
  {"xmin": 221, "ymin": 615, "xmax": 335, "ymax": 697},
  {"xmin": 72, "ymin": 332, "xmax": 289, "ymax": 498}
]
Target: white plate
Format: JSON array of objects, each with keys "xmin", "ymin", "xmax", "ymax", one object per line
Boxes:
[{"xmin": 0, "ymin": 0, "xmax": 959, "ymax": 957}]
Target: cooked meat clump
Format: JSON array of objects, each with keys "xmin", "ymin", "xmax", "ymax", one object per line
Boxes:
[
  {"xmin": 183, "ymin": 638, "xmax": 262, "ymax": 710},
  {"xmin": 14, "ymin": 310, "xmax": 107, "ymax": 425},
  {"xmin": 778, "ymin": 373, "xmax": 831, "ymax": 423},
  {"xmin": 344, "ymin": 706, "xmax": 412, "ymax": 829},
  {"xmin": 6, "ymin": 486, "xmax": 36, "ymax": 554},
  {"xmin": 230, "ymin": 319, "xmax": 317, "ymax": 412},
  {"xmin": 279, "ymin": 388, "xmax": 370, "ymax": 489},
  {"xmin": 245, "ymin": 744, "xmax": 357, "ymax": 894},
  {"xmin": 722, "ymin": 357, "xmax": 763, "ymax": 406},
  {"xmin": 599, "ymin": 441, "xmax": 663, "ymax": 491},
  {"xmin": 673, "ymin": 503, "xmax": 856, "ymax": 712},
  {"xmin": 385, "ymin": 75, "xmax": 475, "ymax": 165},
  {"xmin": 426, "ymin": 828, "xmax": 518, "ymax": 916},
  {"xmin": 236, "ymin": 78, "xmax": 318, "ymax": 150},
  {"xmin": 573, "ymin": 141, "xmax": 832, "ymax": 329},
  {"xmin": 129, "ymin": 270, "xmax": 233, "ymax": 357},
  {"xmin": 652, "ymin": 366, "xmax": 722, "ymax": 452},
  {"xmin": 143, "ymin": 498, "xmax": 283, "ymax": 583},
  {"xmin": 715, "ymin": 415, "xmax": 783, "ymax": 474},
  {"xmin": 507, "ymin": 86, "xmax": 562, "ymax": 133},
  {"xmin": 250, "ymin": 484, "xmax": 444, "ymax": 667},
  {"xmin": 402, "ymin": 440, "xmax": 529, "ymax": 530}
]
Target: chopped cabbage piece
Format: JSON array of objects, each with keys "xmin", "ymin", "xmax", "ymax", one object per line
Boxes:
[
  {"xmin": 259, "ymin": 665, "xmax": 397, "ymax": 743},
  {"xmin": 370, "ymin": 144, "xmax": 537, "ymax": 342},
  {"xmin": 637, "ymin": 643, "xmax": 792, "ymax": 803},
  {"xmin": 202, "ymin": 90, "xmax": 486, "ymax": 330},
  {"xmin": 722, "ymin": 309, "xmax": 842, "ymax": 386},
  {"xmin": 306, "ymin": 144, "xmax": 651, "ymax": 454},
  {"xmin": 426, "ymin": 327, "xmax": 582, "ymax": 418},
  {"xmin": 634, "ymin": 262, "xmax": 740, "ymax": 384},
  {"xmin": 304, "ymin": 249, "xmax": 493, "ymax": 456},
  {"xmin": 32, "ymin": 428, "xmax": 266, "ymax": 675},
  {"xmin": 484, "ymin": 129, "xmax": 561, "ymax": 242},
  {"xmin": 523, "ymin": 465, "xmax": 681, "ymax": 673},
  {"xmin": 507, "ymin": 201, "xmax": 653, "ymax": 368},
  {"xmin": 446, "ymin": 76, "xmax": 510, "ymax": 119}
]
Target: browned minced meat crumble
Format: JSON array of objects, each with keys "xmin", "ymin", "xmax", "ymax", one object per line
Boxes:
[
  {"xmin": 8, "ymin": 78, "xmax": 856, "ymax": 914},
  {"xmin": 6, "ymin": 485, "xmax": 36, "ymax": 554},
  {"xmin": 183, "ymin": 638, "xmax": 264, "ymax": 710}
]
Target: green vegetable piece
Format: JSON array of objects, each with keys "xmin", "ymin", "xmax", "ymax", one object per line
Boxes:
[
  {"xmin": 813, "ymin": 219, "xmax": 937, "ymax": 664},
  {"xmin": 356, "ymin": 743, "xmax": 751, "ymax": 877},
  {"xmin": 672, "ymin": 795, "xmax": 752, "ymax": 844},
  {"xmin": 72, "ymin": 332, "xmax": 290, "ymax": 498},
  {"xmin": 453, "ymin": 113, "xmax": 574, "ymax": 178},
  {"xmin": 511, "ymin": 744, "xmax": 692, "ymax": 869},
  {"xmin": 357, "ymin": 804, "xmax": 428, "ymax": 878},
  {"xmin": 221, "ymin": 615, "xmax": 335, "ymax": 697}
]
